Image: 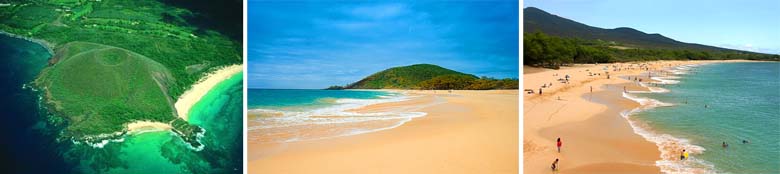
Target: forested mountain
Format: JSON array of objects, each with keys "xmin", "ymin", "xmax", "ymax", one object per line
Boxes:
[{"xmin": 523, "ymin": 7, "xmax": 779, "ymax": 68}]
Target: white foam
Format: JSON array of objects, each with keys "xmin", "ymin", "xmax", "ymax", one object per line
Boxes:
[
  {"xmin": 619, "ymin": 65, "xmax": 716, "ymax": 173},
  {"xmin": 651, "ymin": 77, "xmax": 680, "ymax": 84},
  {"xmin": 622, "ymin": 92, "xmax": 673, "ymax": 109},
  {"xmin": 249, "ymin": 93, "xmax": 435, "ymax": 143},
  {"xmin": 620, "ymin": 108, "xmax": 715, "ymax": 174}
]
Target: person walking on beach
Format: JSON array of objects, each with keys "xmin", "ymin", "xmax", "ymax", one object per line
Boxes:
[
  {"xmin": 590, "ymin": 86, "xmax": 593, "ymax": 93},
  {"xmin": 551, "ymin": 158, "xmax": 559, "ymax": 171},
  {"xmin": 539, "ymin": 88, "xmax": 543, "ymax": 95},
  {"xmin": 556, "ymin": 138, "xmax": 562, "ymax": 153}
]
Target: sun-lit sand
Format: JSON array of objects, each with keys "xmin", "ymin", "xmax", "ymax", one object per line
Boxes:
[
  {"xmin": 522, "ymin": 60, "xmax": 754, "ymax": 173},
  {"xmin": 126, "ymin": 120, "xmax": 172, "ymax": 132},
  {"xmin": 174, "ymin": 64, "xmax": 243, "ymax": 121},
  {"xmin": 248, "ymin": 90, "xmax": 519, "ymax": 174}
]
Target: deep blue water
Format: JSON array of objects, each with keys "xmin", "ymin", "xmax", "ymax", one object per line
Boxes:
[{"xmin": 0, "ymin": 34, "xmax": 72, "ymax": 173}]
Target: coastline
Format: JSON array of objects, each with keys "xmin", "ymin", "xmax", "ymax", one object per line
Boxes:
[
  {"xmin": 522, "ymin": 60, "xmax": 756, "ymax": 173},
  {"xmin": 126, "ymin": 121, "xmax": 173, "ymax": 133},
  {"xmin": 175, "ymin": 64, "xmax": 243, "ymax": 121},
  {"xmin": 0, "ymin": 31, "xmax": 55, "ymax": 56},
  {"xmin": 248, "ymin": 90, "xmax": 519, "ymax": 173}
]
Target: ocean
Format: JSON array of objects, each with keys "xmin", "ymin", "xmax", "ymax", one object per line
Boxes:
[
  {"xmin": 625, "ymin": 62, "xmax": 780, "ymax": 173},
  {"xmin": 247, "ymin": 89, "xmax": 427, "ymax": 143},
  {"xmin": 0, "ymin": 34, "xmax": 243, "ymax": 173}
]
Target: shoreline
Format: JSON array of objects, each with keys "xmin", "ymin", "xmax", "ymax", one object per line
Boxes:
[
  {"xmin": 0, "ymin": 31, "xmax": 56, "ymax": 57},
  {"xmin": 523, "ymin": 60, "xmax": 755, "ymax": 173},
  {"xmin": 248, "ymin": 89, "xmax": 519, "ymax": 173},
  {"xmin": 126, "ymin": 121, "xmax": 173, "ymax": 133},
  {"xmin": 175, "ymin": 64, "xmax": 243, "ymax": 121}
]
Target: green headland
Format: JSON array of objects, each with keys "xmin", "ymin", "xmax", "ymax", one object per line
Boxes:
[
  {"xmin": 329, "ymin": 64, "xmax": 518, "ymax": 90},
  {"xmin": 0, "ymin": 0, "xmax": 241, "ymax": 147}
]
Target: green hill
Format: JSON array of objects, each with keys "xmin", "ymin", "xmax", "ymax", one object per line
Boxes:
[
  {"xmin": 0, "ymin": 0, "xmax": 240, "ymax": 147},
  {"xmin": 35, "ymin": 42, "xmax": 201, "ymax": 147},
  {"xmin": 337, "ymin": 64, "xmax": 518, "ymax": 90},
  {"xmin": 344, "ymin": 64, "xmax": 476, "ymax": 89}
]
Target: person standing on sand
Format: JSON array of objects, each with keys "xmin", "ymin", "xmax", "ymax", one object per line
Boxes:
[
  {"xmin": 539, "ymin": 88, "xmax": 543, "ymax": 95},
  {"xmin": 551, "ymin": 158, "xmax": 559, "ymax": 171},
  {"xmin": 590, "ymin": 86, "xmax": 593, "ymax": 93},
  {"xmin": 556, "ymin": 138, "xmax": 562, "ymax": 153}
]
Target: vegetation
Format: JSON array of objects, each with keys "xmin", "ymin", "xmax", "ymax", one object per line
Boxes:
[
  {"xmin": 1, "ymin": 0, "xmax": 240, "ymax": 146},
  {"xmin": 523, "ymin": 7, "xmax": 779, "ymax": 69},
  {"xmin": 330, "ymin": 64, "xmax": 518, "ymax": 90},
  {"xmin": 524, "ymin": 32, "xmax": 779, "ymax": 69},
  {"xmin": 34, "ymin": 42, "xmax": 202, "ymax": 147}
]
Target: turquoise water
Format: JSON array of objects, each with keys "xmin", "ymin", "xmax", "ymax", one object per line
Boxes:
[
  {"xmin": 0, "ymin": 34, "xmax": 242, "ymax": 173},
  {"xmin": 248, "ymin": 89, "xmax": 426, "ymax": 143},
  {"xmin": 632, "ymin": 62, "xmax": 780, "ymax": 173},
  {"xmin": 248, "ymin": 89, "xmax": 394, "ymax": 110}
]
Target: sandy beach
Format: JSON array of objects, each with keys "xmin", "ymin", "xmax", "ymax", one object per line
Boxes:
[
  {"xmin": 175, "ymin": 64, "xmax": 243, "ymax": 121},
  {"xmin": 248, "ymin": 90, "xmax": 519, "ymax": 174},
  {"xmin": 522, "ymin": 60, "xmax": 754, "ymax": 173},
  {"xmin": 126, "ymin": 121, "xmax": 172, "ymax": 133}
]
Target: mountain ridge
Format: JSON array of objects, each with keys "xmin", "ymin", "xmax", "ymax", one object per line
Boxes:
[{"xmin": 523, "ymin": 7, "xmax": 761, "ymax": 54}]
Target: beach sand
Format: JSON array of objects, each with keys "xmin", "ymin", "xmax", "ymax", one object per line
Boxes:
[
  {"xmin": 522, "ymin": 60, "xmax": 752, "ymax": 173},
  {"xmin": 126, "ymin": 121, "xmax": 172, "ymax": 132},
  {"xmin": 175, "ymin": 64, "xmax": 243, "ymax": 121},
  {"xmin": 248, "ymin": 90, "xmax": 519, "ymax": 174}
]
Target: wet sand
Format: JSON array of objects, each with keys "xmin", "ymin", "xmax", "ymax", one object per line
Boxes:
[
  {"xmin": 248, "ymin": 90, "xmax": 519, "ymax": 174},
  {"xmin": 522, "ymin": 60, "xmax": 752, "ymax": 173}
]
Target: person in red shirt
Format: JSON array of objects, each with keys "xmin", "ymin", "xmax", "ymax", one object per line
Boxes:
[{"xmin": 557, "ymin": 137, "xmax": 562, "ymax": 153}]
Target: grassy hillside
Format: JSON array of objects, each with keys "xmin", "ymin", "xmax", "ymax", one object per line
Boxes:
[
  {"xmin": 335, "ymin": 64, "xmax": 518, "ymax": 90},
  {"xmin": 0, "ymin": 0, "xmax": 239, "ymax": 146},
  {"xmin": 344, "ymin": 64, "xmax": 476, "ymax": 89},
  {"xmin": 35, "ymin": 42, "xmax": 201, "ymax": 146},
  {"xmin": 523, "ymin": 7, "xmax": 779, "ymax": 68},
  {"xmin": 0, "ymin": 0, "xmax": 242, "ymax": 98}
]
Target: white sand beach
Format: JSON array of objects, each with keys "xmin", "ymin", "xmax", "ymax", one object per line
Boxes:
[{"xmin": 175, "ymin": 64, "xmax": 243, "ymax": 121}]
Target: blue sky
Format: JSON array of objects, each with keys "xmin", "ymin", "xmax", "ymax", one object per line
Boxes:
[
  {"xmin": 524, "ymin": 0, "xmax": 780, "ymax": 54},
  {"xmin": 248, "ymin": 0, "xmax": 519, "ymax": 89}
]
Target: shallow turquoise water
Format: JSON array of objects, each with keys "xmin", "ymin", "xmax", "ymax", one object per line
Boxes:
[
  {"xmin": 247, "ymin": 89, "xmax": 425, "ymax": 143},
  {"xmin": 248, "ymin": 89, "xmax": 392, "ymax": 110},
  {"xmin": 634, "ymin": 62, "xmax": 780, "ymax": 173}
]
